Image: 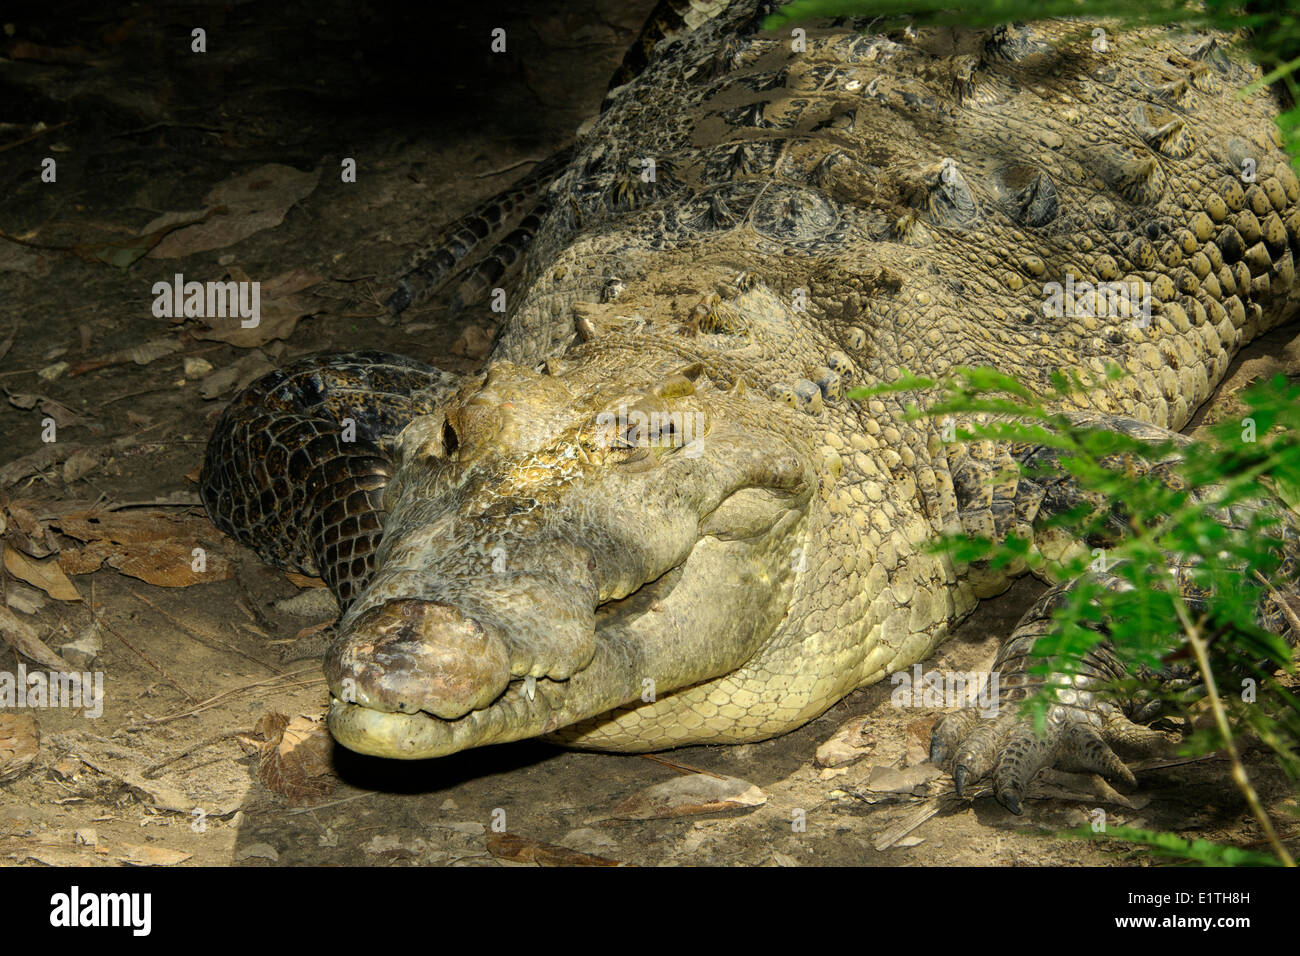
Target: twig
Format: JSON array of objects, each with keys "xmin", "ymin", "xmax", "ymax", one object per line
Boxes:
[
  {"xmin": 137, "ymin": 668, "xmax": 321, "ymax": 725},
  {"xmin": 1254, "ymin": 569, "xmax": 1300, "ymax": 639},
  {"xmin": 127, "ymin": 588, "xmax": 282, "ymax": 676},
  {"xmin": 143, "ymin": 731, "xmax": 243, "ymax": 778},
  {"xmin": 638, "ymin": 753, "xmax": 727, "ymax": 779},
  {"xmin": 96, "ymin": 617, "xmax": 197, "ymax": 703},
  {"xmin": 104, "ymin": 497, "xmax": 202, "ymax": 511},
  {"xmin": 0, "ymin": 120, "xmax": 72, "ymax": 154},
  {"xmin": 473, "ymin": 157, "xmax": 545, "ymax": 179},
  {"xmin": 1168, "ymin": 579, "xmax": 1294, "ymax": 866}
]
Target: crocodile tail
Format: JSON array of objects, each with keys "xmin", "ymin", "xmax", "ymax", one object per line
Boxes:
[
  {"xmin": 199, "ymin": 351, "xmax": 458, "ymax": 608},
  {"xmin": 386, "ymin": 146, "xmax": 573, "ymax": 317}
]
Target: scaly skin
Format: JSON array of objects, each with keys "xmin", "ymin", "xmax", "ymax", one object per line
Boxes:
[{"xmin": 202, "ymin": 2, "xmax": 1300, "ymax": 809}]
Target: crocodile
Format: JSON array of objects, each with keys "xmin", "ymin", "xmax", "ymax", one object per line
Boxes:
[{"xmin": 201, "ymin": 0, "xmax": 1300, "ymax": 813}]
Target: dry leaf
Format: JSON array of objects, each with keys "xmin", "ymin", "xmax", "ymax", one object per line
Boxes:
[
  {"xmin": 815, "ymin": 715, "xmax": 874, "ymax": 768},
  {"xmin": 117, "ymin": 337, "xmax": 183, "ymax": 366},
  {"xmin": 146, "ymin": 164, "xmax": 321, "ymax": 259},
  {"xmin": 106, "ymin": 540, "xmax": 231, "ymax": 587},
  {"xmin": 2, "ymin": 501, "xmax": 59, "ymax": 559},
  {"xmin": 51, "ymin": 511, "xmax": 232, "ymax": 586},
  {"xmin": 58, "ymin": 542, "xmax": 110, "ymax": 575},
  {"xmin": 117, "ymin": 844, "xmax": 192, "ymax": 866},
  {"xmin": 198, "ymin": 350, "xmax": 273, "ymax": 399},
  {"xmin": 610, "ymin": 773, "xmax": 767, "ymax": 820},
  {"xmin": 4, "ymin": 546, "xmax": 81, "ymax": 601},
  {"xmin": 62, "ymin": 447, "xmax": 105, "ymax": 483},
  {"xmin": 192, "ymin": 281, "xmax": 321, "ymax": 348},
  {"xmin": 255, "ymin": 712, "xmax": 336, "ymax": 806},
  {"xmin": 0, "ymin": 606, "xmax": 74, "ymax": 669},
  {"xmin": 0, "ymin": 444, "xmax": 74, "ymax": 487},
  {"xmin": 485, "ymin": 832, "xmax": 624, "ymax": 866},
  {"xmin": 4, "ymin": 389, "xmax": 37, "ymax": 410},
  {"xmin": 0, "ymin": 713, "xmax": 39, "ymax": 783}
]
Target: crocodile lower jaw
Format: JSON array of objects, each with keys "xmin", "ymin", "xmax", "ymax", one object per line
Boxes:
[{"xmin": 327, "ymin": 674, "xmax": 563, "ymax": 759}]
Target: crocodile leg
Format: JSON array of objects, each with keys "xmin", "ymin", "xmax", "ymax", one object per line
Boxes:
[
  {"xmin": 443, "ymin": 201, "xmax": 554, "ymax": 313},
  {"xmin": 934, "ymin": 414, "xmax": 1300, "ymax": 813},
  {"xmin": 386, "ymin": 147, "xmax": 573, "ymax": 317}
]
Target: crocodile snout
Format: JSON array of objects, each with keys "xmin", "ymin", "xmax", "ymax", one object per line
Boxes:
[{"xmin": 324, "ymin": 599, "xmax": 511, "ymax": 720}]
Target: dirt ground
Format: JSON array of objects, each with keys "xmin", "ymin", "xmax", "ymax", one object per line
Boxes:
[{"xmin": 0, "ymin": 1, "xmax": 1298, "ymax": 867}]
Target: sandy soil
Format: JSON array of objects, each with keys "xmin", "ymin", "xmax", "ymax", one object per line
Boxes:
[{"xmin": 0, "ymin": 0, "xmax": 1297, "ymax": 867}]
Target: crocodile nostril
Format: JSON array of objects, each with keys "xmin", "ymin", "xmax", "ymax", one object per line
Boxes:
[
  {"xmin": 442, "ymin": 418, "xmax": 459, "ymax": 456},
  {"xmin": 325, "ymin": 599, "xmax": 510, "ymax": 720}
]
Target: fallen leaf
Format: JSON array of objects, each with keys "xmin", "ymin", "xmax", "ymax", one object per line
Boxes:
[
  {"xmin": 2, "ymin": 500, "xmax": 59, "ymax": 558},
  {"xmin": 0, "ymin": 713, "xmax": 39, "ymax": 782},
  {"xmin": 4, "ymin": 546, "xmax": 81, "ymax": 601},
  {"xmin": 4, "ymin": 389, "xmax": 37, "ymax": 410},
  {"xmin": 51, "ymin": 510, "xmax": 232, "ymax": 586},
  {"xmin": 117, "ymin": 843, "xmax": 192, "ymax": 866},
  {"xmin": 58, "ymin": 542, "xmax": 110, "ymax": 575},
  {"xmin": 198, "ymin": 350, "xmax": 273, "ymax": 399},
  {"xmin": 5, "ymin": 584, "xmax": 46, "ymax": 614},
  {"xmin": 191, "ymin": 278, "xmax": 322, "ymax": 348},
  {"xmin": 485, "ymin": 832, "xmax": 625, "ymax": 866},
  {"xmin": 0, "ymin": 444, "xmax": 80, "ymax": 487},
  {"xmin": 234, "ymin": 843, "xmax": 279, "ymax": 862},
  {"xmin": 851, "ymin": 764, "xmax": 944, "ymax": 804},
  {"xmin": 610, "ymin": 773, "xmax": 767, "ymax": 820},
  {"xmin": 59, "ymin": 622, "xmax": 102, "ymax": 668},
  {"xmin": 253, "ymin": 712, "xmax": 336, "ymax": 806},
  {"xmin": 0, "ymin": 605, "xmax": 74, "ymax": 669},
  {"xmin": 815, "ymin": 715, "xmax": 874, "ymax": 768},
  {"xmin": 106, "ymin": 539, "xmax": 232, "ymax": 587},
  {"xmin": 0, "ymin": 244, "xmax": 46, "ymax": 275},
  {"xmin": 69, "ymin": 210, "xmax": 212, "ymax": 269},
  {"xmin": 62, "ymin": 447, "xmax": 105, "ymax": 483},
  {"xmin": 146, "ymin": 164, "xmax": 321, "ymax": 259},
  {"xmin": 6, "ymin": 41, "xmax": 95, "ymax": 63}
]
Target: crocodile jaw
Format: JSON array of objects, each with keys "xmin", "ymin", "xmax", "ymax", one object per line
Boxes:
[{"xmin": 327, "ymin": 509, "xmax": 808, "ymax": 759}]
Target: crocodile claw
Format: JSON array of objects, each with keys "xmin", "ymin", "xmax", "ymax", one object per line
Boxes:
[{"xmin": 932, "ymin": 703, "xmax": 1164, "ymax": 814}]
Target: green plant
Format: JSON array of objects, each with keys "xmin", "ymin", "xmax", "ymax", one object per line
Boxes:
[{"xmin": 850, "ymin": 367, "xmax": 1300, "ymax": 865}]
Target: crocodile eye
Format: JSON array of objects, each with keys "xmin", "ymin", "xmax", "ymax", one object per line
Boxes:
[{"xmin": 442, "ymin": 418, "xmax": 459, "ymax": 456}]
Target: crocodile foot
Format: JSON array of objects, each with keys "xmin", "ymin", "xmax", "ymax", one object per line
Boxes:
[{"xmin": 930, "ymin": 703, "xmax": 1176, "ymax": 814}]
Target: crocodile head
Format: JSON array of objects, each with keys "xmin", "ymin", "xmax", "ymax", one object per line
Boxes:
[{"xmin": 325, "ymin": 338, "xmax": 815, "ymax": 758}]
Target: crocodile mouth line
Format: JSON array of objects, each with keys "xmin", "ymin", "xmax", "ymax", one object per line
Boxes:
[{"xmin": 327, "ymin": 559, "xmax": 689, "ymax": 757}]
